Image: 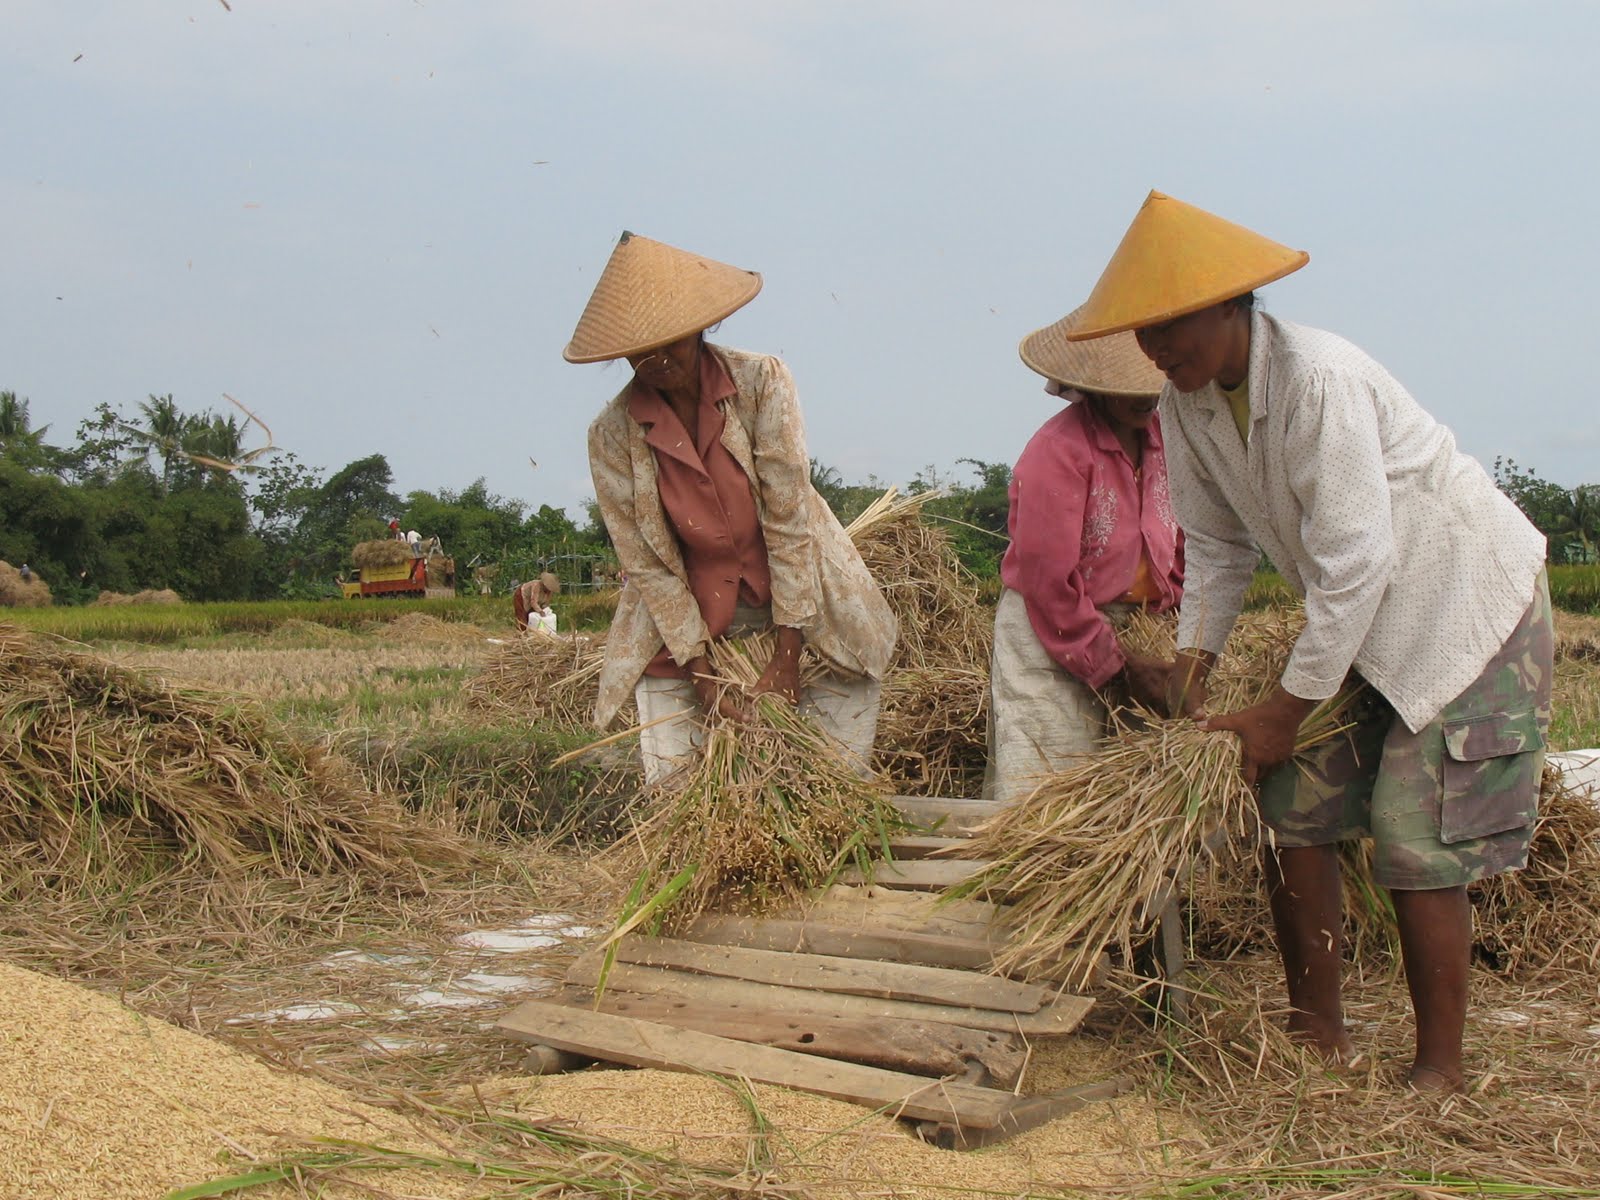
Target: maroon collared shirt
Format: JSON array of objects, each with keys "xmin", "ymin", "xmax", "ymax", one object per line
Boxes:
[{"xmin": 628, "ymin": 347, "xmax": 772, "ymax": 677}]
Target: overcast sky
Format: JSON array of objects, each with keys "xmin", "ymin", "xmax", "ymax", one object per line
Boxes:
[{"xmin": 5, "ymin": 2, "xmax": 1596, "ymax": 522}]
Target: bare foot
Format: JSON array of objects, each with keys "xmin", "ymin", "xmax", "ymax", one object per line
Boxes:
[
  {"xmin": 1407, "ymin": 1064, "xmax": 1466, "ymax": 1094},
  {"xmin": 1286, "ymin": 1016, "xmax": 1357, "ymax": 1063}
]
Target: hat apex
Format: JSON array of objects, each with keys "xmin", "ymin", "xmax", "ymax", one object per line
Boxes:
[
  {"xmin": 564, "ymin": 232, "xmax": 762, "ymax": 363},
  {"xmin": 1061, "ymin": 191, "xmax": 1308, "ymax": 342}
]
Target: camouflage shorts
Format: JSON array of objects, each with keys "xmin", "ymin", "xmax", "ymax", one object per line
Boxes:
[{"xmin": 1258, "ymin": 573, "xmax": 1553, "ymax": 890}]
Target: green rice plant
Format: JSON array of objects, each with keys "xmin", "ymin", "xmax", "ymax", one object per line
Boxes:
[
  {"xmin": 6, "ymin": 595, "xmax": 503, "ymax": 644},
  {"xmin": 1550, "ymin": 564, "xmax": 1600, "ymax": 613}
]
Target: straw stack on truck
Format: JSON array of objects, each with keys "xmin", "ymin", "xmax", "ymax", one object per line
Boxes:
[{"xmin": 341, "ymin": 538, "xmax": 456, "ymax": 600}]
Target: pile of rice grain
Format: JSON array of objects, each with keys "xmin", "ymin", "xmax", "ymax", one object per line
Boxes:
[{"xmin": 0, "ymin": 959, "xmax": 471, "ymax": 1200}]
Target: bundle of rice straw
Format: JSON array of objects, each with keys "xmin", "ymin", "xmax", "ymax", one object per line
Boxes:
[
  {"xmin": 844, "ymin": 489, "xmax": 993, "ymax": 795},
  {"xmin": 954, "ymin": 606, "xmax": 1357, "ymax": 983},
  {"xmin": 0, "ymin": 622, "xmax": 463, "ymax": 894},
  {"xmin": 0, "ymin": 561, "xmax": 51, "ymax": 608},
  {"xmin": 1470, "ymin": 764, "xmax": 1600, "ymax": 976},
  {"xmin": 601, "ymin": 632, "xmax": 907, "ymax": 945},
  {"xmin": 91, "ymin": 588, "xmax": 183, "ymax": 606},
  {"xmin": 352, "ymin": 538, "xmax": 414, "ymax": 569},
  {"xmin": 467, "ymin": 631, "xmax": 618, "ymax": 728}
]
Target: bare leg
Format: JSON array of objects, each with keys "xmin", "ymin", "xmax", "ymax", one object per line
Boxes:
[
  {"xmin": 1390, "ymin": 885, "xmax": 1470, "ymax": 1091},
  {"xmin": 1264, "ymin": 844, "xmax": 1355, "ymax": 1058}
]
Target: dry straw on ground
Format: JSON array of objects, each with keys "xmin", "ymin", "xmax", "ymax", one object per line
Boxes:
[
  {"xmin": 0, "ymin": 559, "xmax": 51, "ymax": 607},
  {"xmin": 467, "ymin": 629, "xmax": 617, "ymax": 727}
]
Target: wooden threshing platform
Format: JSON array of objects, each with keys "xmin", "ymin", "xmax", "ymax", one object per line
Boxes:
[{"xmin": 497, "ymin": 795, "xmax": 1132, "ymax": 1149}]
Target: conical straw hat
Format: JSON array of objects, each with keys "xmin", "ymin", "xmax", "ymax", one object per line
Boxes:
[
  {"xmin": 1019, "ymin": 306, "xmax": 1165, "ymax": 397},
  {"xmin": 563, "ymin": 232, "xmax": 763, "ymax": 363},
  {"xmin": 1061, "ymin": 191, "xmax": 1308, "ymax": 341}
]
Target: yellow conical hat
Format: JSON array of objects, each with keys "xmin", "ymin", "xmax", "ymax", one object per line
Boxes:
[
  {"xmin": 1061, "ymin": 191, "xmax": 1308, "ymax": 341},
  {"xmin": 563, "ymin": 231, "xmax": 763, "ymax": 363},
  {"xmin": 1019, "ymin": 305, "xmax": 1165, "ymax": 397}
]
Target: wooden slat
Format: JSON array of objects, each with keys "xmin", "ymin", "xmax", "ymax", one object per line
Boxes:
[
  {"xmin": 800, "ymin": 885, "xmax": 1010, "ymax": 941},
  {"xmin": 497, "ymin": 1000, "xmax": 1022, "ymax": 1128},
  {"xmin": 565, "ymin": 959, "xmax": 1092, "ymax": 1036},
  {"xmin": 886, "ymin": 834, "xmax": 970, "ymax": 860},
  {"xmin": 837, "ymin": 858, "xmax": 987, "ymax": 892},
  {"xmin": 565, "ymin": 986, "xmax": 1026, "ymax": 1087},
  {"xmin": 890, "ymin": 795, "xmax": 1005, "ymax": 837},
  {"xmin": 681, "ymin": 912, "xmax": 1002, "ymax": 973},
  {"xmin": 601, "ymin": 936, "xmax": 1049, "ymax": 1012}
]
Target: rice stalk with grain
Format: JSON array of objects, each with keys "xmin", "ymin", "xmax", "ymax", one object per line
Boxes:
[
  {"xmin": 954, "ymin": 607, "xmax": 1358, "ymax": 982},
  {"xmin": 601, "ymin": 633, "xmax": 907, "ymax": 947}
]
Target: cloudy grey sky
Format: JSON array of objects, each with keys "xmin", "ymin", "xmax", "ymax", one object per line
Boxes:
[{"xmin": 5, "ymin": 2, "xmax": 1596, "ymax": 522}]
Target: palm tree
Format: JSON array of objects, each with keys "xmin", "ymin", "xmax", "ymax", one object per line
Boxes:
[
  {"xmin": 0, "ymin": 391, "xmax": 30, "ymax": 439},
  {"xmin": 134, "ymin": 393, "xmax": 187, "ymax": 490},
  {"xmin": 1564, "ymin": 485, "xmax": 1600, "ymax": 563}
]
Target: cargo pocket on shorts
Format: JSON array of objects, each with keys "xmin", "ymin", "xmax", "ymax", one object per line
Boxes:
[{"xmin": 1438, "ymin": 708, "xmax": 1543, "ymax": 844}]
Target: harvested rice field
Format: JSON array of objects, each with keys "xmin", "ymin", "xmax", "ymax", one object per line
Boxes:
[{"xmin": 2, "ymin": 596, "xmax": 1600, "ymax": 1199}]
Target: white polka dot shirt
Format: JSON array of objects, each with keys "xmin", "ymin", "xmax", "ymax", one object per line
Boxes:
[{"xmin": 1162, "ymin": 312, "xmax": 1547, "ymax": 732}]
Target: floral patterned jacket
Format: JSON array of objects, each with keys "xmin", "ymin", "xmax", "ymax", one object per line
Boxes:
[
  {"xmin": 586, "ymin": 345, "xmax": 898, "ymax": 727},
  {"xmin": 999, "ymin": 394, "xmax": 1183, "ymax": 687}
]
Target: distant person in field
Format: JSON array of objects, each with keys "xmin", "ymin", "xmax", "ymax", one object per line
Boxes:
[
  {"xmin": 566, "ymin": 231, "xmax": 897, "ymax": 783},
  {"xmin": 985, "ymin": 312, "xmax": 1183, "ymax": 807},
  {"xmin": 512, "ymin": 572, "xmax": 561, "ymax": 631},
  {"xmin": 1060, "ymin": 190, "xmax": 1550, "ymax": 1092}
]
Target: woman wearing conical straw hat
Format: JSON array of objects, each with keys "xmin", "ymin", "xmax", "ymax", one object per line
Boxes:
[
  {"xmin": 567, "ymin": 232, "xmax": 897, "ymax": 782},
  {"xmin": 1060, "ymin": 191, "xmax": 1551, "ymax": 1091},
  {"xmin": 984, "ymin": 315, "xmax": 1184, "ymax": 806}
]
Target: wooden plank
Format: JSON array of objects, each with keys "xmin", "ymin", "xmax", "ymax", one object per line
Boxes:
[
  {"xmin": 681, "ymin": 912, "xmax": 1002, "ymax": 973},
  {"xmin": 886, "ymin": 834, "xmax": 970, "ymax": 860},
  {"xmin": 603, "ymin": 936, "xmax": 1050, "ymax": 1013},
  {"xmin": 890, "ymin": 795, "xmax": 1005, "ymax": 837},
  {"xmin": 682, "ymin": 912, "xmax": 1107, "ymax": 991},
  {"xmin": 564, "ymin": 959, "xmax": 1092, "ymax": 1037},
  {"xmin": 800, "ymin": 885, "xmax": 1011, "ymax": 941},
  {"xmin": 916, "ymin": 1077, "xmax": 1136, "ymax": 1150},
  {"xmin": 564, "ymin": 986, "xmax": 1026, "ymax": 1087},
  {"xmin": 496, "ymin": 1000, "xmax": 1022, "ymax": 1128},
  {"xmin": 837, "ymin": 858, "xmax": 987, "ymax": 892}
]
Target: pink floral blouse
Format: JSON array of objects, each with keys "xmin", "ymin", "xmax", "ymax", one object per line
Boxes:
[{"xmin": 999, "ymin": 394, "xmax": 1184, "ymax": 687}]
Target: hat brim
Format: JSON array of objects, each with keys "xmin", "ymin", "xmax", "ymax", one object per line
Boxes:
[
  {"xmin": 562, "ymin": 274, "xmax": 763, "ymax": 363},
  {"xmin": 1060, "ymin": 254, "xmax": 1307, "ymax": 342}
]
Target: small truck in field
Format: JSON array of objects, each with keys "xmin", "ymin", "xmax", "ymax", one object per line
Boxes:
[{"xmin": 341, "ymin": 544, "xmax": 456, "ymax": 600}]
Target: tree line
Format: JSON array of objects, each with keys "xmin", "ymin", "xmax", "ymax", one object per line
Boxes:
[{"xmin": 0, "ymin": 389, "xmax": 1591, "ymax": 606}]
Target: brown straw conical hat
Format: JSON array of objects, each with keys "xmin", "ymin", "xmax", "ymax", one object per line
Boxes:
[
  {"xmin": 1061, "ymin": 191, "xmax": 1309, "ymax": 342},
  {"xmin": 1019, "ymin": 306, "xmax": 1165, "ymax": 397},
  {"xmin": 563, "ymin": 231, "xmax": 763, "ymax": 363}
]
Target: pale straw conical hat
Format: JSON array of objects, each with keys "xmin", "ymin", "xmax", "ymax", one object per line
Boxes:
[
  {"xmin": 1019, "ymin": 306, "xmax": 1165, "ymax": 397},
  {"xmin": 563, "ymin": 231, "xmax": 763, "ymax": 363},
  {"xmin": 1061, "ymin": 191, "xmax": 1309, "ymax": 342}
]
